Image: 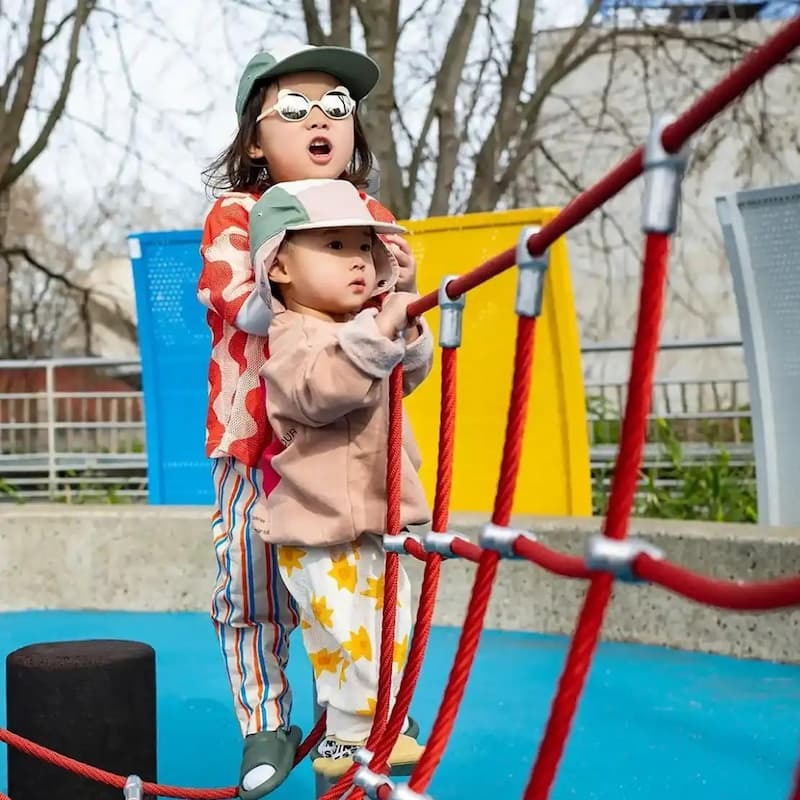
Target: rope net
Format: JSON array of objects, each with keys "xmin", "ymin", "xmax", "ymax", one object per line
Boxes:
[{"xmin": 3, "ymin": 15, "xmax": 800, "ymax": 800}]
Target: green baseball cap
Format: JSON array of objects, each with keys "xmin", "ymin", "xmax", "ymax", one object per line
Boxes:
[{"xmin": 235, "ymin": 44, "xmax": 380, "ymax": 121}]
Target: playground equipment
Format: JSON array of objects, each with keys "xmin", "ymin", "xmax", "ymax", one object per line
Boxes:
[
  {"xmin": 5, "ymin": 641, "xmax": 156, "ymax": 800},
  {"xmin": 716, "ymin": 182, "xmax": 800, "ymax": 526},
  {"xmin": 127, "ymin": 210, "xmax": 592, "ymax": 516}
]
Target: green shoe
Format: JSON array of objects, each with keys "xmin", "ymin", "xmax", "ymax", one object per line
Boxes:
[
  {"xmin": 239, "ymin": 726, "xmax": 302, "ymax": 800},
  {"xmin": 310, "ymin": 716, "xmax": 420, "ymax": 762}
]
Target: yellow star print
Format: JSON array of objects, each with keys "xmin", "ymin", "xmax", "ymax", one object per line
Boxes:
[
  {"xmin": 300, "ymin": 615, "xmax": 312, "ymax": 631},
  {"xmin": 328, "ymin": 554, "xmax": 357, "ymax": 592},
  {"xmin": 338, "ymin": 658, "xmax": 350, "ymax": 688},
  {"xmin": 309, "ymin": 648, "xmax": 342, "ymax": 679},
  {"xmin": 311, "ymin": 595, "xmax": 334, "ymax": 629},
  {"xmin": 278, "ymin": 546, "xmax": 306, "ymax": 577},
  {"xmin": 356, "ymin": 696, "xmax": 377, "ymax": 717},
  {"xmin": 361, "ymin": 574, "xmax": 385, "ymax": 609},
  {"xmin": 343, "ymin": 626, "xmax": 373, "ymax": 662},
  {"xmin": 393, "ymin": 634, "xmax": 409, "ymax": 669}
]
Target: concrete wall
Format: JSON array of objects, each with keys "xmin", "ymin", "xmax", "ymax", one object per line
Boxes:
[{"xmin": 1, "ymin": 505, "xmax": 798, "ymax": 663}]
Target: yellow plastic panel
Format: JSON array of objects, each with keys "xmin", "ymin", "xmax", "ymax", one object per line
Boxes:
[{"xmin": 401, "ymin": 208, "xmax": 592, "ymax": 517}]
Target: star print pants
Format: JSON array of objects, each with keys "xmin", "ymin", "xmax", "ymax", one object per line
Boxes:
[{"xmin": 276, "ymin": 534, "xmax": 413, "ymax": 742}]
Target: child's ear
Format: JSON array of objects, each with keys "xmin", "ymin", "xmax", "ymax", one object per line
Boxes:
[{"xmin": 268, "ymin": 254, "xmax": 290, "ymax": 285}]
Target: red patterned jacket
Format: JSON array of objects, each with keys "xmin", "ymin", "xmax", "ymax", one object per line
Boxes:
[{"xmin": 198, "ymin": 188, "xmax": 397, "ymax": 467}]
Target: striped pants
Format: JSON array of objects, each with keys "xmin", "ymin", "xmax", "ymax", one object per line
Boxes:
[{"xmin": 210, "ymin": 457, "xmax": 299, "ymax": 736}]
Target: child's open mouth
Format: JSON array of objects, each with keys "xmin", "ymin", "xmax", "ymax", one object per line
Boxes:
[{"xmin": 308, "ymin": 138, "xmax": 332, "ymax": 163}]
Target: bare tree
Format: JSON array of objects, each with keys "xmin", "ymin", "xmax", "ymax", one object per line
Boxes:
[
  {"xmin": 1, "ymin": 174, "xmax": 152, "ymax": 357},
  {"xmin": 0, "ymin": 0, "xmax": 96, "ymax": 354},
  {"xmin": 0, "ymin": 0, "xmax": 210, "ymax": 357},
  {"xmin": 226, "ymin": 0, "xmax": 788, "ymax": 222},
  {"xmin": 0, "ymin": 1, "xmax": 93, "ymax": 196}
]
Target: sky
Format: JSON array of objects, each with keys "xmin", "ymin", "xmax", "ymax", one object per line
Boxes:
[{"xmin": 5, "ymin": 0, "xmax": 590, "ymax": 240}]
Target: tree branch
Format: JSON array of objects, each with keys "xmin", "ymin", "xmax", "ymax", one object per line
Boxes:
[
  {"xmin": 468, "ymin": 0, "xmax": 605, "ymax": 211},
  {"xmin": 397, "ymin": 0, "xmax": 431, "ymax": 38},
  {"xmin": 354, "ymin": 0, "xmax": 405, "ymax": 215},
  {"xmin": 302, "ymin": 0, "xmax": 327, "ymax": 44},
  {"xmin": 426, "ymin": 0, "xmax": 481, "ymax": 216},
  {"xmin": 0, "ymin": 0, "xmax": 47, "ymax": 175},
  {"xmin": 2, "ymin": 0, "xmax": 95, "ymax": 191},
  {"xmin": 2, "ymin": 246, "xmax": 87, "ymax": 293},
  {"xmin": 329, "ymin": 0, "xmax": 352, "ymax": 46},
  {"xmin": 467, "ymin": 0, "xmax": 535, "ymax": 213},
  {"xmin": 0, "ymin": 4, "xmax": 77, "ymax": 108}
]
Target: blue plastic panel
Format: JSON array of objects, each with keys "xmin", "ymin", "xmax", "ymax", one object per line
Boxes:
[{"xmin": 128, "ymin": 229, "xmax": 213, "ymax": 505}]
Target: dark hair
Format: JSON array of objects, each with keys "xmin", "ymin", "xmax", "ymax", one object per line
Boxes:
[{"xmin": 202, "ymin": 80, "xmax": 373, "ymax": 197}]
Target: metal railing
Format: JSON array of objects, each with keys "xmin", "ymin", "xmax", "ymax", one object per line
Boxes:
[
  {"xmin": 0, "ymin": 340, "xmax": 753, "ymax": 502},
  {"xmin": 0, "ymin": 357, "xmax": 146, "ymax": 501},
  {"xmin": 581, "ymin": 336, "xmax": 750, "ymax": 452}
]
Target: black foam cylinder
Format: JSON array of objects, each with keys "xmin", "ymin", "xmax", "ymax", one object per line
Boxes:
[{"xmin": 6, "ymin": 639, "xmax": 157, "ymax": 800}]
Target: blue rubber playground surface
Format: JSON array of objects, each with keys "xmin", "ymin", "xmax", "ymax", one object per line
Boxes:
[{"xmin": 1, "ymin": 610, "xmax": 799, "ymax": 799}]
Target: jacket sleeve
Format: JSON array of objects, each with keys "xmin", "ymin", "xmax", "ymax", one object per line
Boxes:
[
  {"xmin": 401, "ymin": 318, "xmax": 434, "ymax": 396},
  {"xmin": 264, "ymin": 310, "xmax": 405, "ymax": 428},
  {"xmin": 197, "ymin": 194, "xmax": 272, "ymax": 335}
]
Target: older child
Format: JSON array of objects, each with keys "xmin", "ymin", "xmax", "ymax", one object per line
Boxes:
[
  {"xmin": 249, "ymin": 177, "xmax": 432, "ymax": 780},
  {"xmin": 198, "ymin": 44, "xmax": 418, "ymax": 798}
]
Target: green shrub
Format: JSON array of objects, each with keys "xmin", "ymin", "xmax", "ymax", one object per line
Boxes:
[{"xmin": 591, "ymin": 416, "xmax": 758, "ymax": 523}]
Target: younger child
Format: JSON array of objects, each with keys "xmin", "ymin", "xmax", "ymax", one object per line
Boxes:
[{"xmin": 249, "ymin": 177, "xmax": 433, "ymax": 780}]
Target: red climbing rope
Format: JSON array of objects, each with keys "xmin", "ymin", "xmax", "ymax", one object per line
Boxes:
[
  {"xmin": 318, "ymin": 366, "xmax": 407, "ymax": 800},
  {"xmin": 323, "ymin": 344, "xmax": 464, "ymax": 800},
  {"xmin": 516, "ymin": 537, "xmax": 800, "ymax": 609},
  {"xmin": 362, "ymin": 347, "xmax": 459, "ymax": 780},
  {"xmin": 634, "ymin": 554, "xmax": 800, "ymax": 611},
  {"xmin": 0, "ymin": 713, "xmax": 328, "ymax": 800},
  {"xmin": 514, "ymin": 537, "xmax": 592, "ymax": 579},
  {"xmin": 432, "ymin": 347, "xmax": 459, "ymax": 533},
  {"xmin": 0, "ymin": 726, "xmax": 236, "ymax": 799},
  {"xmin": 3, "ymin": 16, "xmax": 800, "ymax": 800},
  {"xmin": 408, "ymin": 315, "xmax": 539, "ymax": 795},
  {"xmin": 373, "ymin": 364, "xmax": 404, "ymax": 731},
  {"xmin": 524, "ymin": 231, "xmax": 671, "ymax": 800},
  {"xmin": 325, "ymin": 346, "xmax": 461, "ymax": 800}
]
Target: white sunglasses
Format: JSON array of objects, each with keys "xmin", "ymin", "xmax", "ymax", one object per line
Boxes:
[{"xmin": 256, "ymin": 86, "xmax": 355, "ymax": 123}]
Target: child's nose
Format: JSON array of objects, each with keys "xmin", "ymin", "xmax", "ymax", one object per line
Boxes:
[{"xmin": 306, "ymin": 107, "xmax": 329, "ymax": 128}]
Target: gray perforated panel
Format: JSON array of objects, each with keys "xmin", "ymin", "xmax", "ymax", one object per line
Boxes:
[{"xmin": 716, "ymin": 184, "xmax": 800, "ymax": 526}]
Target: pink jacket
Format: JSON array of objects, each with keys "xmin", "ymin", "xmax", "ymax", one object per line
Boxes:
[{"xmin": 252, "ymin": 308, "xmax": 433, "ymax": 547}]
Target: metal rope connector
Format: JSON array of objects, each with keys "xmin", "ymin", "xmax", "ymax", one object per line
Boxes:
[
  {"xmin": 123, "ymin": 775, "xmax": 143, "ymax": 800},
  {"xmin": 422, "ymin": 531, "xmax": 468, "ymax": 558},
  {"xmin": 584, "ymin": 534, "xmax": 665, "ymax": 582},
  {"xmin": 438, "ymin": 275, "xmax": 466, "ymax": 348},
  {"xmin": 389, "ymin": 783, "xmax": 433, "ymax": 800},
  {"xmin": 515, "ymin": 226, "xmax": 549, "ymax": 318},
  {"xmin": 479, "ymin": 523, "xmax": 536, "ymax": 559},
  {"xmin": 354, "ymin": 764, "xmax": 394, "ymax": 800},
  {"xmin": 641, "ymin": 112, "xmax": 689, "ymax": 235},
  {"xmin": 354, "ymin": 747, "xmax": 375, "ymax": 766},
  {"xmin": 384, "ymin": 533, "xmax": 421, "ymax": 554}
]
